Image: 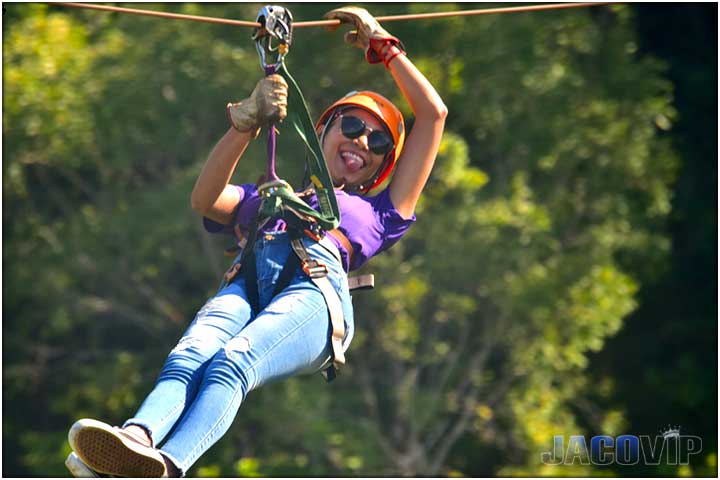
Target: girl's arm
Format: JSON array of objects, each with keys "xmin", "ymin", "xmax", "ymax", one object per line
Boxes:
[
  {"xmin": 325, "ymin": 7, "xmax": 448, "ymax": 219},
  {"xmin": 190, "ymin": 128, "xmax": 254, "ymax": 225},
  {"xmin": 385, "ymin": 49, "xmax": 448, "ymax": 219},
  {"xmin": 190, "ymin": 74, "xmax": 288, "ymax": 225}
]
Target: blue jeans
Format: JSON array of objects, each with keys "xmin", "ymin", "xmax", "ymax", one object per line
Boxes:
[{"xmin": 123, "ymin": 231, "xmax": 354, "ymax": 475}]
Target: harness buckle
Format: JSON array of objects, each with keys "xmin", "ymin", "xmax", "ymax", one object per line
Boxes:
[
  {"xmin": 303, "ymin": 224, "xmax": 323, "ymax": 243},
  {"xmin": 224, "ymin": 262, "xmax": 242, "ymax": 282},
  {"xmin": 302, "ymin": 259, "xmax": 329, "ymax": 279},
  {"xmin": 303, "ymin": 228, "xmax": 322, "ymax": 242},
  {"xmin": 258, "ymin": 179, "xmax": 292, "ymax": 196}
]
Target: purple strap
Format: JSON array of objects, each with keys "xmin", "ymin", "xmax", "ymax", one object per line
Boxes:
[{"xmin": 264, "ymin": 65, "xmax": 280, "ymax": 181}]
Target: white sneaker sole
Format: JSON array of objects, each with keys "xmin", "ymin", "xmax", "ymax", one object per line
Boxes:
[
  {"xmin": 68, "ymin": 419, "xmax": 166, "ymax": 477},
  {"xmin": 65, "ymin": 452, "xmax": 102, "ymax": 478}
]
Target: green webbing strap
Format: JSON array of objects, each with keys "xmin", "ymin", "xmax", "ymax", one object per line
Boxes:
[
  {"xmin": 280, "ymin": 60, "xmax": 340, "ymax": 226},
  {"xmin": 256, "ymin": 60, "xmax": 340, "ymax": 231}
]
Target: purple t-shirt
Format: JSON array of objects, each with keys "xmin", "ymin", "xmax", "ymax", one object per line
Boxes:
[{"xmin": 204, "ymin": 184, "xmax": 416, "ymax": 272}]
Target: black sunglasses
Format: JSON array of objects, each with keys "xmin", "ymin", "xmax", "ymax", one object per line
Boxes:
[{"xmin": 339, "ymin": 115, "xmax": 394, "ymax": 155}]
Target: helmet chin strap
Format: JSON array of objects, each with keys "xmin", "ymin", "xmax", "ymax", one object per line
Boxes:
[
  {"xmin": 343, "ymin": 166, "xmax": 382, "ymax": 195},
  {"xmin": 331, "ymin": 160, "xmax": 386, "ymax": 195},
  {"xmin": 354, "ymin": 152, "xmax": 391, "ymax": 195}
]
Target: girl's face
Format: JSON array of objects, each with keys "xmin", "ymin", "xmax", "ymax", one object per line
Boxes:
[{"xmin": 320, "ymin": 108, "xmax": 390, "ymax": 190}]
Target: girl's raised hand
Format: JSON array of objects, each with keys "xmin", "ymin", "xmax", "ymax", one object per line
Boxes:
[{"xmin": 324, "ymin": 7, "xmax": 404, "ymax": 65}]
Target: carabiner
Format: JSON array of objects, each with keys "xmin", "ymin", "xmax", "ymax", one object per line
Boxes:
[{"xmin": 253, "ymin": 5, "xmax": 293, "ymax": 73}]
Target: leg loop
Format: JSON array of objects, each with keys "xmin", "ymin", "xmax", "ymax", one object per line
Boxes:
[{"xmin": 289, "ymin": 237, "xmax": 347, "ymax": 377}]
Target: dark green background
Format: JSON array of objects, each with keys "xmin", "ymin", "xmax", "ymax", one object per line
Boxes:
[{"xmin": 3, "ymin": 3, "xmax": 716, "ymax": 477}]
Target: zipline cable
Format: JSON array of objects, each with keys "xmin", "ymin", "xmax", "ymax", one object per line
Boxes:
[
  {"xmin": 50, "ymin": 2, "xmax": 261, "ymax": 27},
  {"xmin": 50, "ymin": 2, "xmax": 612, "ymax": 28},
  {"xmin": 297, "ymin": 3, "xmax": 611, "ymax": 28}
]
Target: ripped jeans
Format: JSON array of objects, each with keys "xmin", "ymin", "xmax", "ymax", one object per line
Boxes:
[{"xmin": 123, "ymin": 231, "xmax": 354, "ymax": 475}]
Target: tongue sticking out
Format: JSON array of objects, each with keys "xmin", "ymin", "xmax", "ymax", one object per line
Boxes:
[{"xmin": 342, "ymin": 152, "xmax": 364, "ymax": 173}]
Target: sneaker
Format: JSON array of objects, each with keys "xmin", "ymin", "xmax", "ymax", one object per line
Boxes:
[
  {"xmin": 68, "ymin": 418, "xmax": 167, "ymax": 477},
  {"xmin": 65, "ymin": 452, "xmax": 105, "ymax": 478}
]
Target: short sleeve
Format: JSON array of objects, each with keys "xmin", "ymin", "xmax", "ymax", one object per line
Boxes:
[
  {"xmin": 372, "ymin": 188, "xmax": 416, "ymax": 253},
  {"xmin": 202, "ymin": 184, "xmax": 254, "ymax": 234}
]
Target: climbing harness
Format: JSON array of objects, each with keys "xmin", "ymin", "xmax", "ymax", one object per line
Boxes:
[{"xmin": 222, "ymin": 5, "xmax": 369, "ymax": 382}]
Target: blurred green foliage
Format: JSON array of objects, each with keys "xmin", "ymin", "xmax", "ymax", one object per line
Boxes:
[{"xmin": 2, "ymin": 3, "xmax": 715, "ymax": 477}]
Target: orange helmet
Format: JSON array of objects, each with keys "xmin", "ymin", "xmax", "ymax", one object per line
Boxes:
[{"xmin": 316, "ymin": 91, "xmax": 405, "ymax": 194}]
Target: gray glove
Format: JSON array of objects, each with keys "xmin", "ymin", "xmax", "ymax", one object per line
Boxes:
[
  {"xmin": 227, "ymin": 74, "xmax": 288, "ymax": 134},
  {"xmin": 325, "ymin": 6, "xmax": 404, "ymax": 64}
]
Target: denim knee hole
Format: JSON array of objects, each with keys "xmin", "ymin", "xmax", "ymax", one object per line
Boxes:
[
  {"xmin": 170, "ymin": 337, "xmax": 201, "ymax": 356},
  {"xmin": 224, "ymin": 336, "xmax": 251, "ymax": 356}
]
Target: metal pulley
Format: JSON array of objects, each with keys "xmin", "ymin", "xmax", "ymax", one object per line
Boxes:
[{"xmin": 253, "ymin": 5, "xmax": 293, "ymax": 72}]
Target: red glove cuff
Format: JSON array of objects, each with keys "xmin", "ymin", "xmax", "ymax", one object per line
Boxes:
[
  {"xmin": 382, "ymin": 48, "xmax": 405, "ymax": 68},
  {"xmin": 366, "ymin": 37, "xmax": 406, "ymax": 66}
]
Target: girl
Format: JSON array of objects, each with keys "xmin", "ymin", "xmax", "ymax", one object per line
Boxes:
[{"xmin": 67, "ymin": 7, "xmax": 447, "ymax": 477}]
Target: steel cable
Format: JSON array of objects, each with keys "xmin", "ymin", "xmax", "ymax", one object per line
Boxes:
[{"xmin": 50, "ymin": 2, "xmax": 612, "ymax": 28}]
